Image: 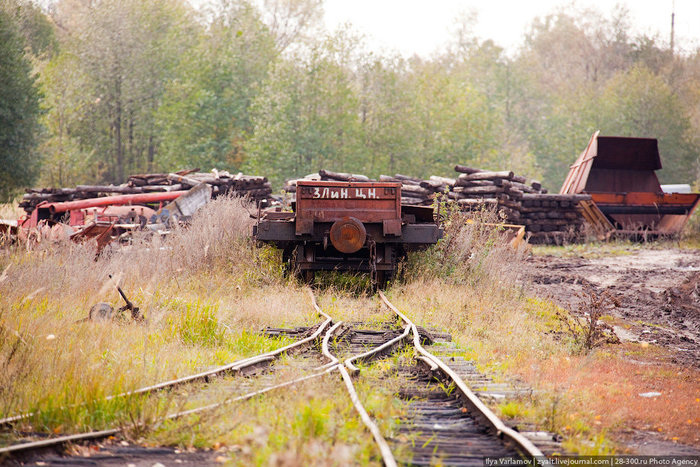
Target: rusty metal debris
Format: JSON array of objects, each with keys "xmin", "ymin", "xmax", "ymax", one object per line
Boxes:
[
  {"xmin": 110, "ymin": 274, "xmax": 141, "ymax": 321},
  {"xmin": 8, "ymin": 169, "xmax": 271, "ymax": 251},
  {"xmin": 86, "ymin": 275, "xmax": 141, "ymax": 322}
]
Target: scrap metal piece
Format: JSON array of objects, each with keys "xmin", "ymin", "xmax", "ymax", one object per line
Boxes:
[
  {"xmin": 155, "ymin": 182, "xmax": 212, "ymax": 224},
  {"xmin": 88, "ymin": 302, "xmax": 114, "ymax": 321},
  {"xmin": 109, "ymin": 274, "xmax": 141, "ymax": 321},
  {"xmin": 70, "ymin": 221, "xmax": 116, "ymax": 254}
]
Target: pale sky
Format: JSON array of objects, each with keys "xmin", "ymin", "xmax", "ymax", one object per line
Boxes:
[{"xmin": 322, "ymin": 0, "xmax": 700, "ymax": 57}]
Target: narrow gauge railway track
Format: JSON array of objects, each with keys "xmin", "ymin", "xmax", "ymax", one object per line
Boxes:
[
  {"xmin": 1, "ymin": 291, "xmax": 544, "ymax": 466},
  {"xmin": 0, "ymin": 307, "xmax": 334, "ymax": 430},
  {"xmin": 376, "ymin": 291, "xmax": 543, "ymax": 465},
  {"xmin": 313, "ymin": 292, "xmax": 543, "ymax": 466},
  {"xmin": 1, "ymin": 292, "xmax": 417, "ymax": 464}
]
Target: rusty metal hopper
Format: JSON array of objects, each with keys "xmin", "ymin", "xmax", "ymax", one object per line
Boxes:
[{"xmin": 561, "ymin": 131, "xmax": 700, "ymax": 235}]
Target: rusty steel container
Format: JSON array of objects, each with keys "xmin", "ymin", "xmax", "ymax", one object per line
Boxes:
[{"xmin": 561, "ymin": 131, "xmax": 700, "ymax": 236}]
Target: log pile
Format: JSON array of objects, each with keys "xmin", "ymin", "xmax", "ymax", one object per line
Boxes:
[
  {"xmin": 449, "ymin": 165, "xmax": 589, "ymax": 244},
  {"xmin": 378, "ymin": 174, "xmax": 451, "ymax": 206},
  {"xmin": 270, "ymin": 166, "xmax": 591, "ymax": 245},
  {"xmin": 19, "ymin": 169, "xmax": 271, "ymax": 215},
  {"xmin": 519, "ymin": 193, "xmax": 591, "ymax": 244}
]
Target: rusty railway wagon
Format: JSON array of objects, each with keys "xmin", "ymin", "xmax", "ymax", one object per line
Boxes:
[{"xmin": 254, "ymin": 181, "xmax": 442, "ymax": 285}]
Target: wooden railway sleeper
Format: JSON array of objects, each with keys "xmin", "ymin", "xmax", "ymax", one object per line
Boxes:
[{"xmin": 378, "ymin": 291, "xmax": 545, "ymax": 462}]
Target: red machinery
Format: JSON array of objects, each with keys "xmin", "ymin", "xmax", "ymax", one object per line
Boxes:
[
  {"xmin": 561, "ymin": 132, "xmax": 700, "ymax": 236},
  {"xmin": 20, "ymin": 191, "xmax": 187, "ymax": 230}
]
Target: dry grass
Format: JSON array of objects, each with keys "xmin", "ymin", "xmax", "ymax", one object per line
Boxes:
[
  {"xmin": 149, "ymin": 374, "xmax": 384, "ymax": 466},
  {"xmin": 3, "ymin": 201, "xmax": 697, "ymax": 459},
  {"xmin": 0, "ymin": 200, "xmax": 22, "ymax": 220},
  {"xmin": 511, "ymin": 345, "xmax": 700, "ymax": 449},
  {"xmin": 390, "ymin": 208, "xmax": 546, "ymax": 372},
  {"xmin": 0, "ymin": 196, "xmax": 392, "ymax": 463},
  {"xmin": 0, "ymin": 197, "xmax": 318, "ymax": 435}
]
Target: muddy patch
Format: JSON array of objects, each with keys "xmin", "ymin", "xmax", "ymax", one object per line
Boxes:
[{"xmin": 525, "ymin": 249, "xmax": 700, "ymax": 368}]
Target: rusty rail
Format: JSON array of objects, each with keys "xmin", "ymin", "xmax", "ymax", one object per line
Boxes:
[
  {"xmin": 378, "ymin": 291, "xmax": 544, "ymax": 460},
  {"xmin": 319, "ymin": 316, "xmax": 397, "ymax": 467}
]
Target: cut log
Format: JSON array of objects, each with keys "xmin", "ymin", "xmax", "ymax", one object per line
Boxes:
[
  {"xmin": 401, "ymin": 197, "xmax": 424, "ymax": 205},
  {"xmin": 453, "ymin": 185, "xmax": 504, "ymax": 195},
  {"xmin": 401, "ymin": 184, "xmax": 431, "ymax": 196},
  {"xmin": 419, "ymin": 180, "xmax": 447, "ymax": 191},
  {"xmin": 454, "ymin": 165, "xmax": 483, "ymax": 174},
  {"xmin": 319, "ymin": 169, "xmax": 370, "ymax": 182},
  {"xmin": 455, "ymin": 179, "xmax": 503, "ymax": 188},
  {"xmin": 429, "ymin": 175, "xmax": 456, "ymax": 186},
  {"xmin": 393, "ymin": 173, "xmax": 423, "ymax": 182},
  {"xmin": 457, "ymin": 171, "xmax": 514, "ymax": 182},
  {"xmin": 167, "ymin": 173, "xmax": 201, "ymax": 187}
]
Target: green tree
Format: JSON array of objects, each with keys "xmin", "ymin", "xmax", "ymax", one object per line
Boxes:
[
  {"xmin": 0, "ymin": 8, "xmax": 41, "ymax": 200},
  {"xmin": 404, "ymin": 58, "xmax": 500, "ymax": 175},
  {"xmin": 598, "ymin": 65, "xmax": 698, "ymax": 183},
  {"xmin": 156, "ymin": 1, "xmax": 277, "ymax": 172},
  {"xmin": 356, "ymin": 56, "xmax": 418, "ymax": 176},
  {"xmin": 36, "ymin": 51, "xmax": 93, "ymax": 187},
  {"xmin": 45, "ymin": 0, "xmax": 197, "ymax": 183},
  {"xmin": 245, "ymin": 36, "xmax": 363, "ymax": 186},
  {"xmin": 508, "ymin": 7, "xmax": 637, "ymax": 189}
]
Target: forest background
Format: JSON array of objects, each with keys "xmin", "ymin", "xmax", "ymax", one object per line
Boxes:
[{"xmin": 2, "ymin": 0, "xmax": 700, "ymax": 201}]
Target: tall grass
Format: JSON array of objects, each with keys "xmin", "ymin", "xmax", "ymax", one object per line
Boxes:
[
  {"xmin": 391, "ymin": 209, "xmax": 545, "ymax": 371},
  {"xmin": 0, "ymin": 197, "xmax": 315, "ymax": 434},
  {"xmin": 402, "ymin": 207, "xmax": 527, "ymax": 288}
]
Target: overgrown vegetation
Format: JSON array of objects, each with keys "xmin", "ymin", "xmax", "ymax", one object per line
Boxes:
[
  {"xmin": 554, "ymin": 289, "xmax": 621, "ymax": 353},
  {"xmin": 0, "ymin": 198, "xmax": 311, "ymax": 435},
  {"xmin": 1, "ymin": 203, "xmax": 698, "ymax": 459},
  {"xmin": 387, "ymin": 210, "xmax": 699, "ymax": 453},
  {"xmin": 403, "ymin": 205, "xmax": 526, "ymax": 286}
]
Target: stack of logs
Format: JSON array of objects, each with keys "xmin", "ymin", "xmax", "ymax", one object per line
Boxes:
[
  {"xmin": 450, "ymin": 165, "xmax": 590, "ymax": 244},
  {"xmin": 136, "ymin": 170, "xmax": 270, "ymax": 203},
  {"xmin": 378, "ymin": 174, "xmax": 451, "ymax": 206},
  {"xmin": 19, "ymin": 169, "xmax": 271, "ymax": 215}
]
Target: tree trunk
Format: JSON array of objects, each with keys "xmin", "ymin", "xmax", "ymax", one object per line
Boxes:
[{"xmin": 114, "ymin": 75, "xmax": 123, "ymax": 183}]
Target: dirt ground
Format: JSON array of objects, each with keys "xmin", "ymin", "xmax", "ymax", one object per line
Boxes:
[
  {"xmin": 525, "ymin": 246, "xmax": 700, "ymax": 455},
  {"xmin": 525, "ymin": 247, "xmax": 700, "ymax": 368}
]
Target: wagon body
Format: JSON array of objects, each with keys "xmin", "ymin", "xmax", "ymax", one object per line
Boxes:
[{"xmin": 254, "ymin": 181, "xmax": 441, "ymax": 284}]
